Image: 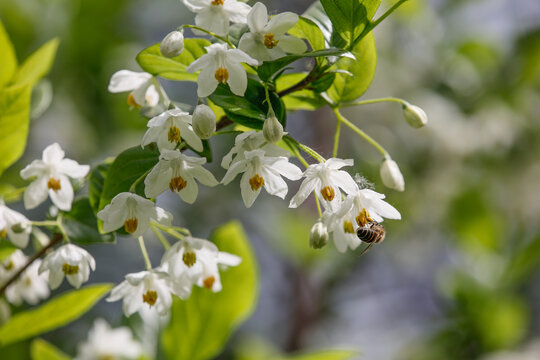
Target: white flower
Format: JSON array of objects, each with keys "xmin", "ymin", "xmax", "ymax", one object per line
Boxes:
[
  {"xmin": 221, "ymin": 130, "xmax": 289, "ymax": 169},
  {"xmin": 289, "ymin": 158, "xmax": 358, "ymax": 209},
  {"xmin": 186, "ymin": 43, "xmax": 258, "ymax": 97},
  {"xmin": 142, "ymin": 109, "xmax": 203, "ymax": 152},
  {"xmin": 0, "ymin": 202, "xmax": 31, "ymax": 248},
  {"xmin": 144, "ymin": 150, "xmax": 218, "ymax": 204},
  {"xmin": 3, "ymin": 251, "xmax": 49, "ymax": 306},
  {"xmin": 238, "ymin": 2, "xmax": 307, "ymax": 63},
  {"xmin": 107, "ymin": 269, "xmax": 173, "ymax": 317},
  {"xmin": 326, "ymin": 188, "xmax": 401, "ymax": 253},
  {"xmin": 222, "ymin": 149, "xmax": 303, "ymax": 208},
  {"xmin": 97, "ymin": 193, "xmax": 172, "ymax": 238},
  {"xmin": 380, "ymin": 156, "xmax": 405, "ymax": 192},
  {"xmin": 183, "ymin": 0, "xmax": 251, "ymax": 36},
  {"xmin": 160, "ymin": 31, "xmax": 185, "ymax": 58},
  {"xmin": 20, "ymin": 143, "xmax": 90, "ymax": 211},
  {"xmin": 0, "ymin": 249, "xmax": 27, "ymax": 281},
  {"xmin": 75, "ymin": 319, "xmax": 144, "ymax": 360},
  {"xmin": 108, "ymin": 70, "xmax": 164, "ymax": 111},
  {"xmin": 39, "ymin": 244, "xmax": 96, "ymax": 289}
]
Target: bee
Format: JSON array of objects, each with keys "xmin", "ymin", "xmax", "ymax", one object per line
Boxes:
[{"xmin": 356, "ymin": 221, "xmax": 386, "ymax": 256}]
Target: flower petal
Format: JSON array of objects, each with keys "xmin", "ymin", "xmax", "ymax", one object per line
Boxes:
[
  {"xmin": 108, "ymin": 70, "xmax": 152, "ymax": 93},
  {"xmin": 59, "ymin": 159, "xmax": 90, "ymax": 179},
  {"xmin": 196, "ymin": 67, "xmax": 219, "ymax": 98},
  {"xmin": 226, "ymin": 63, "xmax": 248, "ymax": 96},
  {"xmin": 246, "ymin": 2, "xmax": 267, "ymax": 33},
  {"xmin": 240, "ymin": 171, "xmax": 261, "ymax": 208},
  {"xmin": 24, "ymin": 177, "xmax": 49, "ymax": 210},
  {"xmin": 289, "ymin": 176, "xmax": 319, "ymax": 208},
  {"xmin": 42, "ymin": 143, "xmax": 65, "ymax": 164},
  {"xmin": 266, "ymin": 12, "xmax": 298, "ymax": 35},
  {"xmin": 276, "ymin": 35, "xmax": 307, "ymax": 54},
  {"xmin": 49, "ymin": 175, "xmax": 74, "ymax": 211}
]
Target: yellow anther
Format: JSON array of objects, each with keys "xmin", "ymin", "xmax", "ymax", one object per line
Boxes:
[
  {"xmin": 0, "ymin": 228, "xmax": 6, "ymax": 238},
  {"xmin": 356, "ymin": 208, "xmax": 373, "ymax": 227},
  {"xmin": 3, "ymin": 261, "xmax": 14, "ymax": 271},
  {"xmin": 124, "ymin": 218, "xmax": 138, "ymax": 234},
  {"xmin": 142, "ymin": 290, "xmax": 158, "ymax": 306},
  {"xmin": 62, "ymin": 263, "xmax": 79, "ymax": 275},
  {"xmin": 203, "ymin": 276, "xmax": 215, "ymax": 290},
  {"xmin": 127, "ymin": 93, "xmax": 142, "ymax": 109},
  {"xmin": 249, "ymin": 174, "xmax": 265, "ymax": 191},
  {"xmin": 343, "ymin": 220, "xmax": 355, "ymax": 234},
  {"xmin": 168, "ymin": 125, "xmax": 181, "ymax": 143},
  {"xmin": 182, "ymin": 251, "xmax": 197, "ymax": 267},
  {"xmin": 211, "ymin": 0, "xmax": 224, "ymax": 5},
  {"xmin": 25, "ymin": 277, "xmax": 32, "ymax": 287},
  {"xmin": 264, "ymin": 33, "xmax": 279, "ymax": 49},
  {"xmin": 169, "ymin": 176, "xmax": 188, "ymax": 192},
  {"xmin": 214, "ymin": 67, "xmax": 229, "ymax": 83},
  {"xmin": 47, "ymin": 177, "xmax": 62, "ymax": 191},
  {"xmin": 320, "ymin": 186, "xmax": 335, "ymax": 201}
]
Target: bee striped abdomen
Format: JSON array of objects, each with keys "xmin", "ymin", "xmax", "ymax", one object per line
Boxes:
[{"xmin": 357, "ymin": 222, "xmax": 386, "ymax": 244}]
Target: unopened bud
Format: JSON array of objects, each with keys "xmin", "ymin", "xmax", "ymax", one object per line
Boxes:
[
  {"xmin": 10, "ymin": 222, "xmax": 29, "ymax": 234},
  {"xmin": 262, "ymin": 115, "xmax": 283, "ymax": 143},
  {"xmin": 402, "ymin": 102, "xmax": 428, "ymax": 129},
  {"xmin": 192, "ymin": 104, "xmax": 216, "ymax": 139},
  {"xmin": 309, "ymin": 221, "xmax": 329, "ymax": 249},
  {"xmin": 160, "ymin": 31, "xmax": 184, "ymax": 58},
  {"xmin": 380, "ymin": 157, "xmax": 405, "ymax": 192}
]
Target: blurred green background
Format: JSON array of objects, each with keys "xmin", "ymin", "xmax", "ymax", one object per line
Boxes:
[{"xmin": 1, "ymin": 0, "xmax": 540, "ymax": 359}]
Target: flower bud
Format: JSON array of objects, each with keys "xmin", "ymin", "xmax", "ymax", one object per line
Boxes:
[
  {"xmin": 380, "ymin": 157, "xmax": 405, "ymax": 192},
  {"xmin": 262, "ymin": 115, "xmax": 283, "ymax": 144},
  {"xmin": 10, "ymin": 222, "xmax": 29, "ymax": 234},
  {"xmin": 160, "ymin": 31, "xmax": 184, "ymax": 58},
  {"xmin": 309, "ymin": 221, "xmax": 329, "ymax": 249},
  {"xmin": 192, "ymin": 104, "xmax": 216, "ymax": 139},
  {"xmin": 402, "ymin": 102, "xmax": 428, "ymax": 129}
]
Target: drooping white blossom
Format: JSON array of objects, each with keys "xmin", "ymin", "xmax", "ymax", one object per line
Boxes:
[
  {"xmin": 2, "ymin": 251, "xmax": 49, "ymax": 306},
  {"xmin": 20, "ymin": 143, "xmax": 90, "ymax": 211},
  {"xmin": 108, "ymin": 70, "xmax": 165, "ymax": 112},
  {"xmin": 221, "ymin": 130, "xmax": 289, "ymax": 169},
  {"xmin": 144, "ymin": 150, "xmax": 218, "ymax": 204},
  {"xmin": 97, "ymin": 193, "xmax": 172, "ymax": 238},
  {"xmin": 222, "ymin": 149, "xmax": 303, "ymax": 208},
  {"xmin": 183, "ymin": 0, "xmax": 251, "ymax": 36},
  {"xmin": 289, "ymin": 158, "xmax": 358, "ymax": 210},
  {"xmin": 325, "ymin": 188, "xmax": 401, "ymax": 253},
  {"xmin": 380, "ymin": 156, "xmax": 405, "ymax": 192},
  {"xmin": 75, "ymin": 319, "xmax": 144, "ymax": 360},
  {"xmin": 0, "ymin": 201, "xmax": 31, "ymax": 248},
  {"xmin": 107, "ymin": 269, "xmax": 173, "ymax": 317},
  {"xmin": 186, "ymin": 43, "xmax": 258, "ymax": 97},
  {"xmin": 39, "ymin": 244, "xmax": 96, "ymax": 289},
  {"xmin": 239, "ymin": 2, "xmax": 307, "ymax": 63},
  {"xmin": 142, "ymin": 109, "xmax": 203, "ymax": 152}
]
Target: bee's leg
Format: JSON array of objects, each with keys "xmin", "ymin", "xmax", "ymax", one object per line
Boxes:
[{"xmin": 358, "ymin": 242, "xmax": 375, "ymax": 257}]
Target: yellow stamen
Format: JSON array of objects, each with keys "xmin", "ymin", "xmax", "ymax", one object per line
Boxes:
[
  {"xmin": 142, "ymin": 290, "xmax": 158, "ymax": 306},
  {"xmin": 214, "ymin": 67, "xmax": 229, "ymax": 83},
  {"xmin": 62, "ymin": 263, "xmax": 79, "ymax": 275},
  {"xmin": 320, "ymin": 186, "xmax": 335, "ymax": 201},
  {"xmin": 169, "ymin": 176, "xmax": 188, "ymax": 192},
  {"xmin": 203, "ymin": 276, "xmax": 215, "ymax": 290},
  {"xmin": 168, "ymin": 125, "xmax": 181, "ymax": 143},
  {"xmin": 124, "ymin": 218, "xmax": 138, "ymax": 234},
  {"xmin": 47, "ymin": 177, "xmax": 62, "ymax": 191},
  {"xmin": 127, "ymin": 93, "xmax": 141, "ymax": 109},
  {"xmin": 264, "ymin": 33, "xmax": 279, "ymax": 49},
  {"xmin": 211, "ymin": 0, "xmax": 224, "ymax": 5},
  {"xmin": 3, "ymin": 261, "xmax": 14, "ymax": 271},
  {"xmin": 0, "ymin": 229, "xmax": 6, "ymax": 238},
  {"xmin": 249, "ymin": 174, "xmax": 265, "ymax": 191},
  {"xmin": 182, "ymin": 251, "xmax": 196, "ymax": 267},
  {"xmin": 356, "ymin": 208, "xmax": 373, "ymax": 227},
  {"xmin": 343, "ymin": 220, "xmax": 355, "ymax": 234},
  {"xmin": 25, "ymin": 277, "xmax": 32, "ymax": 287}
]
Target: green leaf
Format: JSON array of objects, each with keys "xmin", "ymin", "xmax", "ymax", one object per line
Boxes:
[
  {"xmin": 326, "ymin": 33, "xmax": 377, "ymax": 104},
  {"xmin": 257, "ymin": 48, "xmax": 347, "ymax": 82},
  {"xmin": 288, "ymin": 17, "xmax": 326, "ymax": 52},
  {"xmin": 0, "ymin": 20, "xmax": 17, "ymax": 88},
  {"xmin": 0, "ymin": 240, "xmax": 17, "ymax": 262},
  {"xmin": 209, "ymin": 79, "xmax": 285, "ymax": 129},
  {"xmin": 97, "ymin": 146, "xmax": 159, "ymax": 217},
  {"xmin": 320, "ymin": 0, "xmax": 380, "ymax": 47},
  {"xmin": 30, "ymin": 339, "xmax": 69, "ymax": 360},
  {"xmin": 0, "ymin": 84, "xmax": 32, "ymax": 176},
  {"xmin": 11, "ymin": 38, "xmax": 59, "ymax": 87},
  {"xmin": 162, "ymin": 221, "xmax": 258, "ymax": 360},
  {"xmin": 88, "ymin": 160, "xmax": 112, "ymax": 215},
  {"xmin": 63, "ymin": 197, "xmax": 115, "ymax": 244},
  {"xmin": 0, "ymin": 183, "xmax": 25, "ymax": 204},
  {"xmin": 136, "ymin": 39, "xmax": 211, "ymax": 81},
  {"xmin": 276, "ymin": 74, "xmax": 325, "ymax": 111},
  {"xmin": 286, "ymin": 350, "xmax": 358, "ymax": 360},
  {"xmin": 0, "ymin": 284, "xmax": 112, "ymax": 345}
]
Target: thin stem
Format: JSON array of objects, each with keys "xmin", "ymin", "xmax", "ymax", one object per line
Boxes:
[
  {"xmin": 341, "ymin": 97, "xmax": 408, "ymax": 108},
  {"xmin": 31, "ymin": 220, "xmax": 58, "ymax": 227},
  {"xmin": 284, "ymin": 135, "xmax": 325, "ymax": 163},
  {"xmin": 283, "ymin": 136, "xmax": 310, "ymax": 168},
  {"xmin": 0, "ymin": 234, "xmax": 62, "ymax": 296},
  {"xmin": 151, "ymin": 222, "xmax": 187, "ymax": 240},
  {"xmin": 56, "ymin": 213, "xmax": 70, "ymax": 243},
  {"xmin": 263, "ymin": 84, "xmax": 275, "ymax": 117},
  {"xmin": 138, "ymin": 236, "xmax": 152, "ymax": 270},
  {"xmin": 129, "ymin": 168, "xmax": 152, "ymax": 193},
  {"xmin": 314, "ymin": 195, "xmax": 323, "ymax": 218},
  {"xmin": 151, "ymin": 226, "xmax": 171, "ymax": 251},
  {"xmin": 333, "ymin": 119, "xmax": 342, "ymax": 158},
  {"xmin": 333, "ymin": 108, "xmax": 388, "ymax": 157},
  {"xmin": 180, "ymin": 24, "xmax": 235, "ymax": 48}
]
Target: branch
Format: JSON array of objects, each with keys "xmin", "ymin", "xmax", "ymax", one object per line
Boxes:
[
  {"xmin": 277, "ymin": 67, "xmax": 321, "ymax": 98},
  {"xmin": 0, "ymin": 235, "xmax": 62, "ymax": 296}
]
